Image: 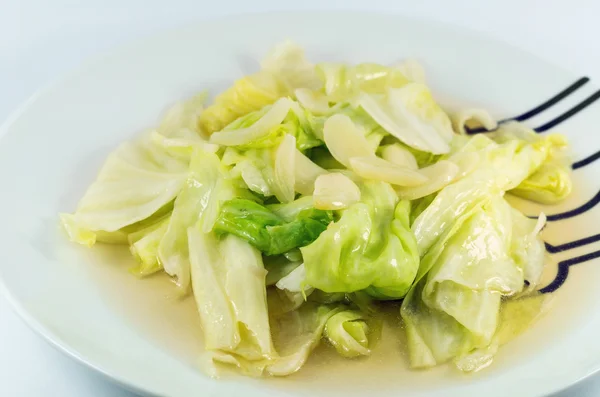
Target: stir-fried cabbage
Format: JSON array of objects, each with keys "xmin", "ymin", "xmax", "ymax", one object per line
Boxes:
[
  {"xmin": 60, "ymin": 95, "xmax": 217, "ymax": 247},
  {"xmin": 324, "ymin": 310, "xmax": 372, "ymax": 358},
  {"xmin": 61, "ymin": 42, "xmax": 573, "ymax": 377},
  {"xmin": 301, "ymin": 183, "xmax": 420, "ymax": 299},
  {"xmin": 200, "ymin": 41, "xmax": 320, "ymax": 135},
  {"xmin": 401, "ymin": 196, "xmax": 545, "ymax": 369},
  {"xmin": 128, "ymin": 215, "xmax": 170, "ymax": 276},
  {"xmin": 358, "ymin": 84, "xmax": 454, "ymax": 154},
  {"xmin": 316, "ymin": 62, "xmax": 411, "ymax": 103},
  {"xmin": 213, "ymin": 198, "xmax": 333, "ymax": 256}
]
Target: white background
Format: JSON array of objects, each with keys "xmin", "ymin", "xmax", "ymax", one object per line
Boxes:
[{"xmin": 1, "ymin": 0, "xmax": 599, "ymax": 395}]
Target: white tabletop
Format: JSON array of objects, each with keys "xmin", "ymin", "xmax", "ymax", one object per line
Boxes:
[{"xmin": 1, "ymin": 0, "xmax": 599, "ymax": 395}]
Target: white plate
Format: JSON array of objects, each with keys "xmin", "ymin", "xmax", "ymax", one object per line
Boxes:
[{"xmin": 1, "ymin": 11, "xmax": 600, "ymax": 397}]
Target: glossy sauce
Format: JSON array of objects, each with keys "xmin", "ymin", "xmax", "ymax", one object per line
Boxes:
[
  {"xmin": 79, "ymin": 174, "xmax": 600, "ymax": 392},
  {"xmin": 73, "ymin": 74, "xmax": 600, "ymax": 391}
]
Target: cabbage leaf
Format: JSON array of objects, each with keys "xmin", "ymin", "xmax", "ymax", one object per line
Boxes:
[
  {"xmin": 200, "ymin": 42, "xmax": 320, "ymax": 134},
  {"xmin": 301, "ymin": 182, "xmax": 419, "ymax": 299},
  {"xmin": 213, "ymin": 198, "xmax": 333, "ymax": 256},
  {"xmin": 324, "ymin": 310, "xmax": 371, "ymax": 358},
  {"xmin": 189, "ymin": 230, "xmax": 274, "ymax": 361},
  {"xmin": 358, "ymin": 84, "xmax": 454, "ymax": 154},
  {"xmin": 60, "ymin": 126, "xmax": 213, "ymax": 246},
  {"xmin": 401, "ymin": 195, "xmax": 545, "ymax": 370},
  {"xmin": 158, "ymin": 149, "xmax": 247, "ymax": 291}
]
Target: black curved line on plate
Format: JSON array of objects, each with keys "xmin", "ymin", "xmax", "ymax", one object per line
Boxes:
[
  {"xmin": 534, "ymin": 89, "xmax": 600, "ymax": 133},
  {"xmin": 516, "ymin": 77, "xmax": 590, "ymax": 122},
  {"xmin": 529, "ymin": 190, "xmax": 600, "ymax": 221},
  {"xmin": 545, "ymin": 233, "xmax": 600, "ymax": 253},
  {"xmin": 466, "ymin": 77, "xmax": 590, "ymax": 134},
  {"xmin": 538, "ymin": 250, "xmax": 600, "ymax": 294},
  {"xmin": 572, "ymin": 149, "xmax": 600, "ymax": 170}
]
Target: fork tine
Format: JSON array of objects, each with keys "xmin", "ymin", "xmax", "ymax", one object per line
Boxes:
[
  {"xmin": 535, "ymin": 89, "xmax": 600, "ymax": 132},
  {"xmin": 539, "ymin": 250, "xmax": 600, "ymax": 293},
  {"xmin": 541, "ymin": 189, "xmax": 600, "ymax": 221},
  {"xmin": 573, "ymin": 149, "xmax": 600, "ymax": 170},
  {"xmin": 466, "ymin": 77, "xmax": 590, "ymax": 134},
  {"xmin": 545, "ymin": 233, "xmax": 600, "ymax": 253},
  {"xmin": 515, "ymin": 77, "xmax": 590, "ymax": 122},
  {"xmin": 538, "ymin": 261, "xmax": 570, "ymax": 293}
]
